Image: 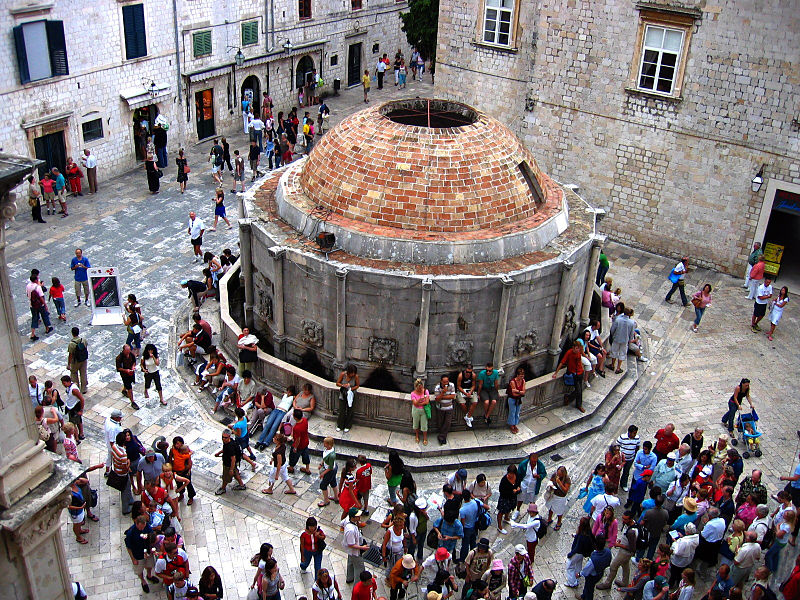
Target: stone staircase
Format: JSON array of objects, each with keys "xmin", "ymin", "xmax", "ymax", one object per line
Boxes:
[{"xmin": 303, "ymin": 356, "xmax": 642, "ymax": 470}]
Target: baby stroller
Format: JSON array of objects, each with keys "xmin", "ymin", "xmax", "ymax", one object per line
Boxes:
[{"xmin": 732, "ymin": 408, "xmax": 762, "ymax": 458}]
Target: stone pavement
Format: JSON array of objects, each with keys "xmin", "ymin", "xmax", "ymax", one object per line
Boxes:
[{"xmin": 8, "ymin": 75, "xmax": 800, "ymax": 598}]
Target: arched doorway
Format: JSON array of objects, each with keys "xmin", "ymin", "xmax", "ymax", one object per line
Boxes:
[
  {"xmin": 241, "ymin": 75, "xmax": 261, "ymax": 117},
  {"xmin": 295, "ymin": 55, "xmax": 314, "ymax": 90}
]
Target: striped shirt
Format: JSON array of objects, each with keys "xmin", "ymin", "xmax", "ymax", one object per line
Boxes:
[
  {"xmin": 111, "ymin": 445, "xmax": 130, "ymax": 475},
  {"xmin": 616, "ymin": 434, "xmax": 641, "ymax": 460}
]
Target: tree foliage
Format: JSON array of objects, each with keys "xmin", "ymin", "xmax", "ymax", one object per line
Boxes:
[{"xmin": 400, "ymin": 0, "xmax": 440, "ymax": 60}]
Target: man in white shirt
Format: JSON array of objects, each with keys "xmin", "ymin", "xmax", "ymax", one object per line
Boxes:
[
  {"xmin": 187, "ymin": 212, "xmax": 205, "ymax": 262},
  {"xmin": 751, "ymin": 277, "xmax": 773, "ymax": 332},
  {"xmin": 81, "ymin": 149, "xmax": 98, "ymax": 193},
  {"xmin": 375, "ymin": 58, "xmax": 387, "ymax": 89},
  {"xmin": 343, "ymin": 507, "xmax": 368, "ymax": 583},
  {"xmin": 674, "ymin": 444, "xmax": 693, "ymax": 477},
  {"xmin": 28, "ymin": 375, "xmax": 45, "ymax": 407},
  {"xmin": 589, "ymin": 492, "xmax": 621, "ymax": 517},
  {"xmin": 729, "ymin": 531, "xmax": 761, "ymax": 588},
  {"xmin": 104, "ymin": 409, "xmax": 124, "ymax": 476},
  {"xmin": 250, "ymin": 117, "xmax": 265, "ymax": 152},
  {"xmin": 664, "ymin": 257, "xmax": 689, "ymax": 307},
  {"xmin": 696, "ymin": 508, "xmax": 726, "ymax": 565},
  {"xmin": 747, "ymin": 505, "xmax": 771, "ymax": 543}
]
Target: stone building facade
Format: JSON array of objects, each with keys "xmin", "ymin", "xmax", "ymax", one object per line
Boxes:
[
  {"xmin": 434, "ymin": 0, "xmax": 800, "ymax": 276},
  {"xmin": 0, "ymin": 0, "xmax": 408, "ymax": 179}
]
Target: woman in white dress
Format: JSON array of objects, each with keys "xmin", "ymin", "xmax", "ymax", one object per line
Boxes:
[{"xmin": 767, "ymin": 286, "xmax": 788, "ymax": 341}]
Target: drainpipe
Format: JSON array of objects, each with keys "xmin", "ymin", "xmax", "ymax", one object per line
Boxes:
[
  {"xmin": 492, "ymin": 276, "xmax": 514, "ymax": 371},
  {"xmin": 172, "ymin": 0, "xmax": 182, "ymax": 134},
  {"xmin": 334, "ymin": 268, "xmax": 348, "ymax": 369},
  {"xmin": 413, "ymin": 278, "xmax": 433, "ymax": 382},
  {"xmin": 269, "ymin": 0, "xmax": 275, "ymax": 51}
]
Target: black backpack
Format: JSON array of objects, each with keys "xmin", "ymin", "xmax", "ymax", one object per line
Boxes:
[
  {"xmin": 73, "ymin": 339, "xmax": 89, "ymax": 362},
  {"xmin": 475, "ymin": 500, "xmax": 491, "ymax": 531},
  {"xmin": 535, "ymin": 516, "xmax": 548, "ymax": 539},
  {"xmin": 753, "ymin": 584, "xmax": 778, "ymax": 600},
  {"xmin": 635, "ymin": 526, "xmax": 649, "ymax": 551}
]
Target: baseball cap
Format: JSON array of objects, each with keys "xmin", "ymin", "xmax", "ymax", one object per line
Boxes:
[
  {"xmin": 477, "ymin": 537, "xmax": 490, "ymax": 549},
  {"xmin": 415, "ymin": 497, "xmax": 428, "ymax": 510},
  {"xmin": 514, "ymin": 544, "xmax": 527, "ymax": 555},
  {"xmin": 111, "ymin": 409, "xmax": 123, "ymax": 419},
  {"xmin": 641, "ymin": 469, "xmax": 654, "ymax": 477},
  {"xmin": 456, "ymin": 468, "xmax": 467, "ymax": 479},
  {"xmin": 667, "ymin": 452, "xmax": 677, "ymax": 462},
  {"xmin": 180, "ymin": 279, "xmax": 189, "ymax": 285},
  {"xmin": 348, "ymin": 507, "xmax": 363, "ymax": 518},
  {"xmin": 145, "ymin": 449, "xmax": 156, "ymax": 458},
  {"xmin": 434, "ymin": 547, "xmax": 450, "ymax": 561}
]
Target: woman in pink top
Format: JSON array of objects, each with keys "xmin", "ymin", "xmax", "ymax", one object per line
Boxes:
[
  {"xmin": 410, "ymin": 378, "xmax": 430, "ymax": 445},
  {"xmin": 690, "ymin": 284, "xmax": 713, "ymax": 333},
  {"xmin": 591, "ymin": 506, "xmax": 618, "ymax": 544}
]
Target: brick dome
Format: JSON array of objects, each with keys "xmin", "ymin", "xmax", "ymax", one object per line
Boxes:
[
  {"xmin": 298, "ymin": 99, "xmax": 563, "ymax": 236},
  {"xmin": 276, "ymin": 99, "xmax": 569, "ymax": 264}
]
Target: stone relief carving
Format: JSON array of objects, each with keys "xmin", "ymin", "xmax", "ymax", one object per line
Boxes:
[
  {"xmin": 11, "ymin": 490, "xmax": 70, "ymax": 552},
  {"xmin": 368, "ymin": 337, "xmax": 398, "ymax": 364},
  {"xmin": 513, "ymin": 329, "xmax": 539, "ymax": 356},
  {"xmin": 562, "ymin": 304, "xmax": 577, "ymax": 337},
  {"xmin": 447, "ymin": 340, "xmax": 473, "ymax": 365},
  {"xmin": 300, "ymin": 319, "xmax": 323, "ymax": 347}
]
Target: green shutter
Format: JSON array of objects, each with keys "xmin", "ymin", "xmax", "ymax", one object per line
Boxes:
[
  {"xmin": 241, "ymin": 21, "xmax": 258, "ymax": 46},
  {"xmin": 193, "ymin": 31, "xmax": 212, "ymax": 57}
]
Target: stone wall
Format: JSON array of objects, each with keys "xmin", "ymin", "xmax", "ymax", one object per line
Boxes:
[
  {"xmin": 220, "ymin": 262, "xmax": 573, "ymax": 433},
  {"xmin": 1, "ymin": 0, "xmax": 409, "ymax": 179},
  {"xmin": 435, "ymin": 0, "xmax": 800, "ymax": 273}
]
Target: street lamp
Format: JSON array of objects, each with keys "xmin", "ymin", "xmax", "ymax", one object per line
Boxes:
[
  {"xmin": 283, "ymin": 39, "xmax": 294, "ymax": 92},
  {"xmin": 142, "ymin": 79, "xmax": 158, "ymax": 99},
  {"xmin": 234, "ymin": 48, "xmax": 245, "ymax": 67},
  {"xmin": 751, "ymin": 166, "xmax": 764, "ymax": 193}
]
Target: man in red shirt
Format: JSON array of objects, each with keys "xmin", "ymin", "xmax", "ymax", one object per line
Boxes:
[
  {"xmin": 781, "ymin": 556, "xmax": 800, "ymax": 600},
  {"xmin": 552, "ymin": 340, "xmax": 585, "ymax": 413},
  {"xmin": 288, "ymin": 409, "xmax": 311, "ymax": 474},
  {"xmin": 653, "ymin": 423, "xmax": 680, "ymax": 461},
  {"xmin": 352, "ymin": 570, "xmax": 377, "ymax": 600},
  {"xmin": 356, "ymin": 455, "xmax": 373, "ymax": 512}
]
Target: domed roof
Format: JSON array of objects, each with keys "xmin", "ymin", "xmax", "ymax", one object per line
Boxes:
[{"xmin": 298, "ymin": 99, "xmax": 563, "ymax": 236}]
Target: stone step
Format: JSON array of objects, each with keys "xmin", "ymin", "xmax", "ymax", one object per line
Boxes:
[{"xmin": 302, "ymin": 359, "xmax": 641, "ymax": 471}]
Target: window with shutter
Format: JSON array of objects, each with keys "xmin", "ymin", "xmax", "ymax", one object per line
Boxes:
[
  {"xmin": 122, "ymin": 4, "xmax": 147, "ymax": 60},
  {"xmin": 241, "ymin": 21, "xmax": 258, "ymax": 47},
  {"xmin": 12, "ymin": 20, "xmax": 69, "ymax": 84},
  {"xmin": 193, "ymin": 31, "xmax": 212, "ymax": 57}
]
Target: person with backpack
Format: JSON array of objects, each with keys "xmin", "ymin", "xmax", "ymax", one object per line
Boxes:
[
  {"xmin": 596, "ymin": 510, "xmax": 638, "ymax": 589},
  {"xmin": 458, "ymin": 489, "xmax": 482, "ymax": 562},
  {"xmin": 509, "ymin": 503, "xmax": 545, "ymax": 562},
  {"xmin": 213, "ymin": 430, "xmax": 246, "ymax": 495},
  {"xmin": 208, "ymin": 139, "xmax": 224, "ymax": 185},
  {"xmin": 579, "ymin": 535, "xmax": 613, "ymax": 600},
  {"xmin": 67, "ymin": 327, "xmax": 89, "ymax": 394},
  {"xmin": 26, "ymin": 273, "xmax": 53, "ymax": 341}
]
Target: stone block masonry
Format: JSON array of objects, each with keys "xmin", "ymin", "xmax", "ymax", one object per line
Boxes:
[{"xmin": 434, "ymin": 0, "xmax": 800, "ymax": 273}]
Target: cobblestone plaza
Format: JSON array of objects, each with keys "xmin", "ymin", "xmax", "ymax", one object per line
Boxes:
[{"xmin": 6, "ymin": 72, "xmax": 800, "ymax": 600}]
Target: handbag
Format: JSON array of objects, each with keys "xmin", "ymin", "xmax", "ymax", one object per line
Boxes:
[
  {"xmin": 106, "ymin": 471, "xmax": 128, "ymax": 492},
  {"xmin": 89, "ymin": 488, "xmax": 99, "ymax": 508},
  {"xmin": 563, "ymin": 373, "xmax": 576, "ymax": 387},
  {"xmin": 577, "ymin": 487, "xmax": 588, "ymax": 499},
  {"xmin": 157, "ymin": 169, "xmax": 164, "ymax": 178},
  {"xmin": 423, "ymin": 402, "xmax": 432, "ymax": 420},
  {"xmin": 426, "ymin": 527, "xmax": 440, "ymax": 549},
  {"xmin": 543, "ymin": 481, "xmax": 555, "ymax": 503},
  {"xmin": 38, "ymin": 422, "xmax": 51, "ymax": 442},
  {"xmin": 668, "ymin": 270, "xmax": 681, "ymax": 284},
  {"xmin": 691, "ymin": 296, "xmax": 702, "ymax": 308},
  {"xmin": 183, "ymin": 165, "xmax": 191, "ymax": 174}
]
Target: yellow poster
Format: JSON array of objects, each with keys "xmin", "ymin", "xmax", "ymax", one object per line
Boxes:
[{"xmin": 763, "ymin": 243, "xmax": 784, "ymax": 263}]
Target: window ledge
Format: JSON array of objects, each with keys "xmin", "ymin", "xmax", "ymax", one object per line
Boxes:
[
  {"xmin": 635, "ymin": 2, "xmax": 702, "ymax": 19},
  {"xmin": 124, "ymin": 55, "xmax": 151, "ymax": 64},
  {"xmin": 471, "ymin": 41, "xmax": 519, "ymax": 54},
  {"xmin": 624, "ymin": 86, "xmax": 683, "ymax": 103},
  {"xmin": 9, "ymin": 3, "xmax": 53, "ymax": 16}
]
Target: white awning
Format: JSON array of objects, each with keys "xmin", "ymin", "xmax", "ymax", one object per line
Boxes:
[{"xmin": 120, "ymin": 83, "xmax": 172, "ymax": 110}]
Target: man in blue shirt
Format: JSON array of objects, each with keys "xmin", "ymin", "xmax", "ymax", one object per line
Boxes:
[
  {"xmin": 632, "ymin": 441, "xmax": 657, "ymax": 482},
  {"xmin": 580, "ymin": 535, "xmax": 612, "ymax": 600},
  {"xmin": 70, "ymin": 248, "xmax": 91, "ymax": 307},
  {"xmin": 125, "ymin": 514, "xmax": 160, "ymax": 593},
  {"xmin": 476, "ymin": 361, "xmax": 500, "ymax": 426},
  {"xmin": 434, "ymin": 511, "xmax": 464, "ymax": 554},
  {"xmin": 52, "ymin": 167, "xmax": 69, "ymax": 217},
  {"xmin": 459, "ymin": 489, "xmax": 480, "ymax": 562}
]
